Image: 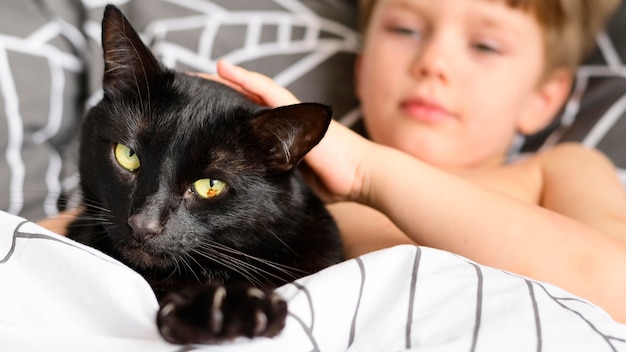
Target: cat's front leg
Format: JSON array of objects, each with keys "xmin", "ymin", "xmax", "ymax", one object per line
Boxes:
[{"xmin": 156, "ymin": 283, "xmax": 288, "ymax": 345}]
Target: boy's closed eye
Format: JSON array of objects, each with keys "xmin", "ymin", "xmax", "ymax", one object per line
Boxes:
[
  {"xmin": 471, "ymin": 41, "xmax": 501, "ymax": 54},
  {"xmin": 381, "ymin": 8, "xmax": 427, "ymax": 41},
  {"xmin": 388, "ymin": 25, "xmax": 423, "ymax": 39},
  {"xmin": 468, "ymin": 29, "xmax": 511, "ymax": 55}
]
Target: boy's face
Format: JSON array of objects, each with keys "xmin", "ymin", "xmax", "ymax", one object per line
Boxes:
[{"xmin": 357, "ymin": 0, "xmax": 568, "ymax": 168}]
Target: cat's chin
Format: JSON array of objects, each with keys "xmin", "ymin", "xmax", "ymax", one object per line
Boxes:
[{"xmin": 119, "ymin": 244, "xmax": 176, "ymax": 271}]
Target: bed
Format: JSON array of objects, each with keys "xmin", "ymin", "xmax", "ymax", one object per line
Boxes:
[
  {"xmin": 1, "ymin": 0, "xmax": 626, "ymax": 350},
  {"xmin": 1, "ymin": 211, "xmax": 625, "ymax": 351}
]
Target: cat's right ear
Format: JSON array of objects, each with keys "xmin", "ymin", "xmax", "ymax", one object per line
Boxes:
[
  {"xmin": 251, "ymin": 103, "xmax": 332, "ymax": 173},
  {"xmin": 101, "ymin": 5, "xmax": 163, "ymax": 97}
]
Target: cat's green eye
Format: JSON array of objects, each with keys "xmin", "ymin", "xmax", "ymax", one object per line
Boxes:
[
  {"xmin": 192, "ymin": 178, "xmax": 227, "ymax": 199},
  {"xmin": 114, "ymin": 143, "xmax": 140, "ymax": 171}
]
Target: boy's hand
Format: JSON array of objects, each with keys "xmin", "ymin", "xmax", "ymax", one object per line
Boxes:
[
  {"xmin": 192, "ymin": 60, "xmax": 300, "ymax": 107},
  {"xmin": 303, "ymin": 119, "xmax": 382, "ymax": 204},
  {"xmin": 212, "ymin": 61, "xmax": 375, "ymax": 205}
]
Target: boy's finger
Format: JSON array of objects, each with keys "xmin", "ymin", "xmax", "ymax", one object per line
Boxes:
[
  {"xmin": 216, "ymin": 60, "xmax": 300, "ymax": 107},
  {"xmin": 187, "ymin": 72, "xmax": 264, "ymax": 105}
]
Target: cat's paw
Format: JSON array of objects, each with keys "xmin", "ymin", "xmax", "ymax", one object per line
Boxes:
[{"xmin": 156, "ymin": 284, "xmax": 288, "ymax": 345}]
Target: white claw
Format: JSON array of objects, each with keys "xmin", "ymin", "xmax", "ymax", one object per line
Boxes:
[
  {"xmin": 211, "ymin": 287, "xmax": 227, "ymax": 333},
  {"xmin": 160, "ymin": 302, "xmax": 176, "ymax": 318},
  {"xmin": 270, "ymin": 293, "xmax": 284, "ymax": 304},
  {"xmin": 213, "ymin": 286, "xmax": 227, "ymax": 310},
  {"xmin": 247, "ymin": 287, "xmax": 266, "ymax": 300},
  {"xmin": 160, "ymin": 325, "xmax": 173, "ymax": 340},
  {"xmin": 253, "ymin": 311, "xmax": 268, "ymax": 336}
]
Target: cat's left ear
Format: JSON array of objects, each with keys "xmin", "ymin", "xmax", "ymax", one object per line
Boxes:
[{"xmin": 251, "ymin": 103, "xmax": 332, "ymax": 172}]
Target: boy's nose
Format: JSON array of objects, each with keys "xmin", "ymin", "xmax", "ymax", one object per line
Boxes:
[{"xmin": 410, "ymin": 35, "xmax": 451, "ymax": 83}]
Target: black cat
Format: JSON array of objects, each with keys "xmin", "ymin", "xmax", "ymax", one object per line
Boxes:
[{"xmin": 67, "ymin": 5, "xmax": 342, "ymax": 345}]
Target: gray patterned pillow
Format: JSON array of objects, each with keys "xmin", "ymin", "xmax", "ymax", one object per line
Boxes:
[
  {"xmin": 0, "ymin": 0, "xmax": 85, "ymax": 220},
  {"xmin": 80, "ymin": 0, "xmax": 360, "ymax": 120},
  {"xmin": 0, "ymin": 0, "xmax": 359, "ymax": 221},
  {"xmin": 2, "ymin": 0, "xmax": 625, "ymax": 221}
]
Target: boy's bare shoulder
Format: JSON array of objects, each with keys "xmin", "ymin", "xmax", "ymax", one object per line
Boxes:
[
  {"xmin": 536, "ymin": 142, "xmax": 617, "ymax": 177},
  {"xmin": 533, "ymin": 142, "xmax": 626, "ymax": 212},
  {"xmin": 533, "ymin": 142, "xmax": 626, "ymax": 243},
  {"xmin": 474, "ymin": 143, "xmax": 619, "ymax": 204}
]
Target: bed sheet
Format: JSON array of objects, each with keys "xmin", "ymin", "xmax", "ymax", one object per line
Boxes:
[{"xmin": 1, "ymin": 210, "xmax": 625, "ymax": 351}]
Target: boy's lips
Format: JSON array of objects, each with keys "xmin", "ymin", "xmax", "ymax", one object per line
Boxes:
[{"xmin": 400, "ymin": 97, "xmax": 454, "ymax": 123}]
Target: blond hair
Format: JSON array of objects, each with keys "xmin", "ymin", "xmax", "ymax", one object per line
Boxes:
[{"xmin": 358, "ymin": 0, "xmax": 620, "ymax": 73}]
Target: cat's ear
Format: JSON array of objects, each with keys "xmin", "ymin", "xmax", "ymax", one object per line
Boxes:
[
  {"xmin": 101, "ymin": 5, "xmax": 163, "ymax": 96},
  {"xmin": 250, "ymin": 103, "xmax": 332, "ymax": 172}
]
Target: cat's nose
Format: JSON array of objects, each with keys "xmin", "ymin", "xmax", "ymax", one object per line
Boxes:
[{"xmin": 128, "ymin": 214, "xmax": 163, "ymax": 242}]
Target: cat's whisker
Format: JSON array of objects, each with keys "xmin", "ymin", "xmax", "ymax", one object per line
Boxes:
[
  {"xmin": 69, "ymin": 214, "xmax": 115, "ymax": 227},
  {"xmin": 79, "ymin": 200, "xmax": 113, "ymax": 214},
  {"xmin": 69, "ymin": 228, "xmax": 111, "ymax": 243},
  {"xmin": 65, "ymin": 221, "xmax": 111, "ymax": 229},
  {"xmin": 200, "ymin": 240, "xmax": 308, "ymax": 279},
  {"xmin": 69, "ymin": 213, "xmax": 112, "ymax": 220},
  {"xmin": 178, "ymin": 254, "xmax": 203, "ymax": 284},
  {"xmin": 165, "ymin": 263, "xmax": 179, "ymax": 282},
  {"xmin": 168, "ymin": 254, "xmax": 200, "ymax": 283},
  {"xmin": 170, "ymin": 255, "xmax": 185, "ymax": 279},
  {"xmin": 190, "ymin": 247, "xmax": 265, "ymax": 287},
  {"xmin": 195, "ymin": 242, "xmax": 302, "ymax": 285},
  {"xmin": 145, "ymin": 263, "xmax": 179, "ymax": 289},
  {"xmin": 267, "ymin": 232, "xmax": 300, "ymax": 258},
  {"xmin": 189, "ymin": 247, "xmax": 256, "ymax": 281}
]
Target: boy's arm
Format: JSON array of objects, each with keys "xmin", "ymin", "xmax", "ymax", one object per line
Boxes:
[
  {"xmin": 217, "ymin": 62, "xmax": 626, "ymax": 322},
  {"xmin": 361, "ymin": 142, "xmax": 626, "ymax": 322},
  {"xmin": 329, "ymin": 202, "xmax": 416, "ymax": 258},
  {"xmin": 36, "ymin": 208, "xmax": 81, "ymax": 236}
]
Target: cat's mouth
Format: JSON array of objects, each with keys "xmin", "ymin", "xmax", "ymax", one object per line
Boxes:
[{"xmin": 119, "ymin": 241, "xmax": 178, "ymax": 271}]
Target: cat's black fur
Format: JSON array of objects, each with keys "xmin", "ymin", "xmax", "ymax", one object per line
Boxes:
[{"xmin": 67, "ymin": 5, "xmax": 342, "ymax": 344}]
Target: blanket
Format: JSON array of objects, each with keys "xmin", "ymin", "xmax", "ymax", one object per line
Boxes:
[{"xmin": 1, "ymin": 211, "xmax": 625, "ymax": 351}]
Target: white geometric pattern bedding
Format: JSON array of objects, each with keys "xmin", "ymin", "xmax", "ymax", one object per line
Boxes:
[{"xmin": 2, "ymin": 210, "xmax": 625, "ymax": 352}]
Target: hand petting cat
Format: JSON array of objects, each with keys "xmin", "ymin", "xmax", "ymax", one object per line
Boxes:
[{"xmin": 213, "ymin": 61, "xmax": 376, "ymax": 206}]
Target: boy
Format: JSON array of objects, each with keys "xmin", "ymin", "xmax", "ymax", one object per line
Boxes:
[{"xmin": 212, "ymin": 0, "xmax": 626, "ymax": 322}]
